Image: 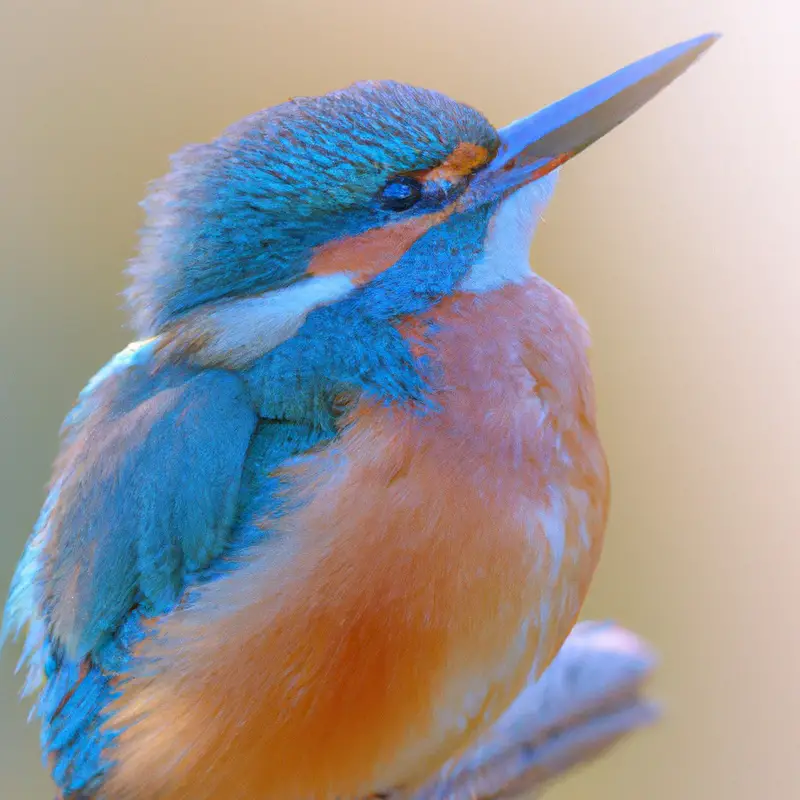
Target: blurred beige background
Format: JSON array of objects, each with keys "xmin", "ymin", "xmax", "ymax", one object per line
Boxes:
[{"xmin": 0, "ymin": 1, "xmax": 797, "ymax": 797}]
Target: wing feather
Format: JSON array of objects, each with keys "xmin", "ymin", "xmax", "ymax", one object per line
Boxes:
[{"xmin": 5, "ymin": 339, "xmax": 258, "ymax": 662}]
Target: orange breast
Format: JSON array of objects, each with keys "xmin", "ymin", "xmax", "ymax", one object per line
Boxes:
[{"xmin": 102, "ymin": 278, "xmax": 609, "ymax": 800}]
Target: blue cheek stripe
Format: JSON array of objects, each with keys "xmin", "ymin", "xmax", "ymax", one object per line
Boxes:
[{"xmin": 243, "ymin": 203, "xmax": 497, "ymax": 419}]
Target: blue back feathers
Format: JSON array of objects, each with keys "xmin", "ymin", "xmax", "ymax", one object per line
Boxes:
[{"xmin": 38, "ymin": 340, "xmax": 257, "ymax": 660}]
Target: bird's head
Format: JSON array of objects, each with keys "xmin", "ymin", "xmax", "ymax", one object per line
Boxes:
[
  {"xmin": 126, "ymin": 34, "xmax": 717, "ymax": 417},
  {"xmin": 126, "ymin": 79, "xmax": 505, "ymax": 338}
]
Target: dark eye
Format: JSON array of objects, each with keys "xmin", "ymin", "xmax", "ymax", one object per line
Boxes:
[{"xmin": 380, "ymin": 176, "xmax": 423, "ymax": 212}]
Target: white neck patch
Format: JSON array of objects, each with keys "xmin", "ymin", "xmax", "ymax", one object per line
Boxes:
[{"xmin": 459, "ymin": 171, "xmax": 558, "ymax": 293}]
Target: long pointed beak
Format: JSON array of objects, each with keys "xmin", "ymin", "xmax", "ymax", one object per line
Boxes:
[{"xmin": 465, "ymin": 33, "xmax": 720, "ymax": 204}]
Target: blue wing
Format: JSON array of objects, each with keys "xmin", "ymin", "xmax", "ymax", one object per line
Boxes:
[
  {"xmin": 1, "ymin": 339, "xmax": 267, "ymax": 796},
  {"xmin": 12, "ymin": 339, "xmax": 259, "ymax": 659}
]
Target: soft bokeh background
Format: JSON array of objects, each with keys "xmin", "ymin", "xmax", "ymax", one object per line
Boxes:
[{"xmin": 1, "ymin": 1, "xmax": 796, "ymax": 797}]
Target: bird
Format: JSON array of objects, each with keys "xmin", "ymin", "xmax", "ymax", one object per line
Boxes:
[{"xmin": 2, "ymin": 33, "xmax": 717, "ymax": 800}]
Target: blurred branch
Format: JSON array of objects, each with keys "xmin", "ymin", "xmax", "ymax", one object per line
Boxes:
[{"xmin": 409, "ymin": 621, "xmax": 659, "ymax": 800}]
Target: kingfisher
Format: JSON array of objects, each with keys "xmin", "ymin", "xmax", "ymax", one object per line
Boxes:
[{"xmin": 2, "ymin": 34, "xmax": 717, "ymax": 800}]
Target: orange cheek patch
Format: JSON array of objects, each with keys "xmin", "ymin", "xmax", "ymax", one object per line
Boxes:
[
  {"xmin": 307, "ymin": 209, "xmax": 448, "ymax": 284},
  {"xmin": 423, "ymin": 142, "xmax": 490, "ymax": 184}
]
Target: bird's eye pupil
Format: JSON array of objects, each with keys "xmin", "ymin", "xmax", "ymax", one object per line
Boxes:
[{"xmin": 381, "ymin": 177, "xmax": 422, "ymax": 211}]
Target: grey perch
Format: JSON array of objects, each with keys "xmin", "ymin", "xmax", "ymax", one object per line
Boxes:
[{"xmin": 409, "ymin": 621, "xmax": 659, "ymax": 800}]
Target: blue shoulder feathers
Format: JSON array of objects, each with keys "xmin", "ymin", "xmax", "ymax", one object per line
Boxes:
[{"xmin": 32, "ymin": 340, "xmax": 258, "ymax": 660}]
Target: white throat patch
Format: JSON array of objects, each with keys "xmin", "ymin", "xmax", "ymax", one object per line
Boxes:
[{"xmin": 459, "ymin": 172, "xmax": 558, "ymax": 293}]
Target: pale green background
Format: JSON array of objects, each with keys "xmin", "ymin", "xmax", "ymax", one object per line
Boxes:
[{"xmin": 1, "ymin": 1, "xmax": 797, "ymax": 798}]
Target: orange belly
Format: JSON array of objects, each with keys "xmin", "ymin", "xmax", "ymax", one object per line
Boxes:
[{"xmin": 102, "ymin": 278, "xmax": 609, "ymax": 800}]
